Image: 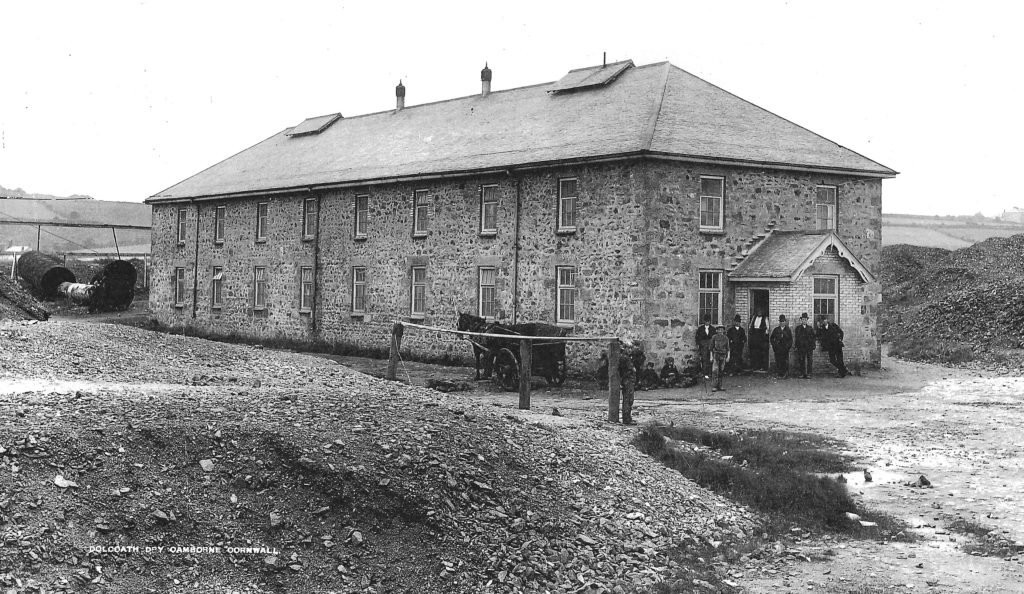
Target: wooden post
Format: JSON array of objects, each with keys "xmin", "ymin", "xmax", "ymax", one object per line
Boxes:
[
  {"xmin": 608, "ymin": 339, "xmax": 620, "ymax": 423},
  {"xmin": 386, "ymin": 322, "xmax": 404, "ymax": 381},
  {"xmin": 518, "ymin": 338, "xmax": 532, "ymax": 410}
]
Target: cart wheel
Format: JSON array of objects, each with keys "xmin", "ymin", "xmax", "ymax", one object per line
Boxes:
[
  {"xmin": 494, "ymin": 348, "xmax": 520, "ymax": 392},
  {"xmin": 545, "ymin": 358, "xmax": 567, "ymax": 387}
]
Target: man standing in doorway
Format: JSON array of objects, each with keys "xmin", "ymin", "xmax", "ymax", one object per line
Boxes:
[
  {"xmin": 748, "ymin": 308, "xmax": 770, "ymax": 372},
  {"xmin": 770, "ymin": 315, "xmax": 793, "ymax": 378},
  {"xmin": 817, "ymin": 315, "xmax": 849, "ymax": 378},
  {"xmin": 695, "ymin": 314, "xmax": 716, "ymax": 379},
  {"xmin": 794, "ymin": 313, "xmax": 816, "ymax": 379}
]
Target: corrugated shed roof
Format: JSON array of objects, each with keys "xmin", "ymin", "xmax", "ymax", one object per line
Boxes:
[
  {"xmin": 730, "ymin": 231, "xmax": 875, "ymax": 283},
  {"xmin": 149, "ymin": 61, "xmax": 895, "ymax": 202}
]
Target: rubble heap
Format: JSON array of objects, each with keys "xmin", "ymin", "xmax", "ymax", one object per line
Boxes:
[
  {"xmin": 882, "ymin": 235, "xmax": 1024, "ymax": 361},
  {"xmin": 0, "ymin": 321, "xmax": 759, "ymax": 594}
]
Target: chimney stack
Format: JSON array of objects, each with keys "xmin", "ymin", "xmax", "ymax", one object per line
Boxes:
[
  {"xmin": 481, "ymin": 62, "xmax": 492, "ymax": 97},
  {"xmin": 395, "ymin": 80, "xmax": 405, "ymax": 112}
]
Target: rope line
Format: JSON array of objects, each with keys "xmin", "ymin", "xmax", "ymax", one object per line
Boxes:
[{"xmin": 395, "ymin": 320, "xmax": 617, "ymax": 343}]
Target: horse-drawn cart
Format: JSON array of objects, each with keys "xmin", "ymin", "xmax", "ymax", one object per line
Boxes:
[{"xmin": 458, "ymin": 313, "xmax": 570, "ymax": 391}]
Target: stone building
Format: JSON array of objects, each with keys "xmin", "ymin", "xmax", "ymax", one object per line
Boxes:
[{"xmin": 145, "ymin": 59, "xmax": 896, "ymax": 373}]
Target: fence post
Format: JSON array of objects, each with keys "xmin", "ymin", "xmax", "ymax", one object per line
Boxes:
[
  {"xmin": 608, "ymin": 339, "xmax": 620, "ymax": 423},
  {"xmin": 386, "ymin": 322, "xmax": 404, "ymax": 381},
  {"xmin": 518, "ymin": 338, "xmax": 532, "ymax": 410}
]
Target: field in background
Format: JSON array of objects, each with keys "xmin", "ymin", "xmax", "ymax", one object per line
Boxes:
[{"xmin": 883, "ymin": 213, "xmax": 1022, "ymax": 248}]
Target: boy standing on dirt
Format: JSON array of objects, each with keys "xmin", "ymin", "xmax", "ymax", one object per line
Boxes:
[
  {"xmin": 794, "ymin": 313, "xmax": 816, "ymax": 378},
  {"xmin": 770, "ymin": 315, "xmax": 793, "ymax": 378},
  {"xmin": 711, "ymin": 325, "xmax": 730, "ymax": 391}
]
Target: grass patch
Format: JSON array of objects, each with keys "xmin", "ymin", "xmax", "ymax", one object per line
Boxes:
[
  {"xmin": 633, "ymin": 424, "xmax": 909, "ymax": 539},
  {"xmin": 946, "ymin": 517, "xmax": 1018, "ymax": 557},
  {"xmin": 888, "ymin": 335, "xmax": 974, "ymax": 365},
  {"xmin": 658, "ymin": 425, "xmax": 853, "ymax": 474}
]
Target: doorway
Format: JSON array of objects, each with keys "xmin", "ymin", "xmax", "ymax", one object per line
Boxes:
[{"xmin": 750, "ymin": 289, "xmax": 769, "ymax": 320}]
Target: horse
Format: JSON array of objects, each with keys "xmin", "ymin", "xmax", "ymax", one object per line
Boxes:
[{"xmin": 458, "ymin": 313, "xmax": 496, "ymax": 380}]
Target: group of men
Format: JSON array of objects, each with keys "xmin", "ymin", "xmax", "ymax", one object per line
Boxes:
[
  {"xmin": 695, "ymin": 311, "xmax": 850, "ymax": 390},
  {"xmin": 605, "ymin": 311, "xmax": 850, "ymax": 424}
]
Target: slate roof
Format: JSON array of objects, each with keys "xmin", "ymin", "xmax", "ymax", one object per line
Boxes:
[
  {"xmin": 729, "ymin": 231, "xmax": 875, "ymax": 283},
  {"xmin": 149, "ymin": 61, "xmax": 896, "ymax": 203}
]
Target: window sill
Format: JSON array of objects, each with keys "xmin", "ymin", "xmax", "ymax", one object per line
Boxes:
[
  {"xmin": 301, "ymin": 236, "xmax": 316, "ymax": 242},
  {"xmin": 177, "ymin": 242, "xmax": 186, "ymax": 247},
  {"xmin": 354, "ymin": 235, "xmax": 368, "ymax": 242},
  {"xmin": 211, "ymin": 305, "xmax": 222, "ymax": 311},
  {"xmin": 213, "ymin": 240, "xmax": 224, "ymax": 246},
  {"xmin": 174, "ymin": 303, "xmax": 185, "ymax": 309},
  {"xmin": 412, "ymin": 233, "xmax": 428, "ymax": 239},
  {"xmin": 556, "ymin": 321, "xmax": 575, "ymax": 328},
  {"xmin": 255, "ymin": 239, "xmax": 267, "ymax": 244},
  {"xmin": 480, "ymin": 231, "xmax": 498, "ymax": 238},
  {"xmin": 299, "ymin": 309, "xmax": 312, "ymax": 315},
  {"xmin": 699, "ymin": 228, "xmax": 725, "ymax": 235},
  {"xmin": 409, "ymin": 315, "xmax": 425, "ymax": 321},
  {"xmin": 350, "ymin": 312, "xmax": 365, "ymax": 318},
  {"xmin": 555, "ymin": 228, "xmax": 577, "ymax": 236}
]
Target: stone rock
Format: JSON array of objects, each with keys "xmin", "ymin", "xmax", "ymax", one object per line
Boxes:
[{"xmin": 199, "ymin": 459, "xmax": 214, "ymax": 472}]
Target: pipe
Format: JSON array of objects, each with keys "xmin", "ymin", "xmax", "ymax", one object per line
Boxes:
[
  {"xmin": 311, "ymin": 190, "xmax": 322, "ymax": 334},
  {"xmin": 58, "ymin": 282, "xmax": 95, "ymax": 303},
  {"xmin": 191, "ymin": 199, "xmax": 200, "ymax": 319},
  {"xmin": 512, "ymin": 172, "xmax": 521, "ymax": 325}
]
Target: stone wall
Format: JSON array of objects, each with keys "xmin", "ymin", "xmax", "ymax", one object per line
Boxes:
[{"xmin": 149, "ymin": 157, "xmax": 883, "ymax": 374}]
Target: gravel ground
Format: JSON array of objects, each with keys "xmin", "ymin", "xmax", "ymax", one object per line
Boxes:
[{"xmin": 0, "ymin": 320, "xmax": 760, "ymax": 594}]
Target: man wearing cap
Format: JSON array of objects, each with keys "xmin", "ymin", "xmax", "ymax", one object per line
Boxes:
[
  {"xmin": 769, "ymin": 315, "xmax": 793, "ymax": 378},
  {"xmin": 794, "ymin": 313, "xmax": 816, "ymax": 378},
  {"xmin": 726, "ymin": 314, "xmax": 747, "ymax": 375},
  {"xmin": 695, "ymin": 314, "xmax": 716, "ymax": 379},
  {"xmin": 711, "ymin": 325, "xmax": 731, "ymax": 391},
  {"xmin": 817, "ymin": 315, "xmax": 849, "ymax": 378}
]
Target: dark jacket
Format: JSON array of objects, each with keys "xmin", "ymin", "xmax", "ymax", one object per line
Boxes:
[
  {"xmin": 794, "ymin": 323, "xmax": 817, "ymax": 352},
  {"xmin": 749, "ymin": 315, "xmax": 769, "ymax": 344},
  {"xmin": 817, "ymin": 322, "xmax": 845, "ymax": 351},
  {"xmin": 770, "ymin": 326, "xmax": 793, "ymax": 353},
  {"xmin": 727, "ymin": 324, "xmax": 746, "ymax": 352},
  {"xmin": 659, "ymin": 363, "xmax": 680, "ymax": 381},
  {"xmin": 695, "ymin": 324, "xmax": 715, "ymax": 349}
]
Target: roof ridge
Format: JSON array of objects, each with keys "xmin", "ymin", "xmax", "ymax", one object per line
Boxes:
[
  {"xmin": 667, "ymin": 64, "xmax": 897, "ymax": 175},
  {"xmin": 641, "ymin": 62, "xmax": 672, "ymax": 152},
  {"xmin": 150, "ymin": 129, "xmax": 289, "ymax": 198}
]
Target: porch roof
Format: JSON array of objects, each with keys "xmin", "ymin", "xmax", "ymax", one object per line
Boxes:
[{"xmin": 729, "ymin": 231, "xmax": 875, "ymax": 283}]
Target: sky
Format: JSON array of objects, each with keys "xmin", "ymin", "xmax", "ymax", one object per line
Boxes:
[{"xmin": 1, "ymin": 1, "xmax": 1020, "ymax": 216}]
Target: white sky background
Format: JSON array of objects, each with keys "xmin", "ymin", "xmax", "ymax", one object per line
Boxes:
[{"xmin": 0, "ymin": 0, "xmax": 1019, "ymax": 215}]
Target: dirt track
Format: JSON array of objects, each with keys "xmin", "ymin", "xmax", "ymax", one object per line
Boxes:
[{"xmin": 332, "ymin": 352, "xmax": 1024, "ymax": 593}]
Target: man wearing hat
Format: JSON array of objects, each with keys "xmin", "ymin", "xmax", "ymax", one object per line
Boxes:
[
  {"xmin": 817, "ymin": 315, "xmax": 849, "ymax": 378},
  {"xmin": 695, "ymin": 314, "xmax": 716, "ymax": 379},
  {"xmin": 794, "ymin": 313, "xmax": 816, "ymax": 378},
  {"xmin": 726, "ymin": 314, "xmax": 747, "ymax": 375},
  {"xmin": 769, "ymin": 315, "xmax": 793, "ymax": 378},
  {"xmin": 748, "ymin": 308, "xmax": 770, "ymax": 372}
]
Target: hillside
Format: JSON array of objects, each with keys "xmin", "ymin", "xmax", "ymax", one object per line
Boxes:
[
  {"xmin": 882, "ymin": 235, "xmax": 1024, "ymax": 368},
  {"xmin": 0, "ymin": 186, "xmax": 150, "ymax": 253},
  {"xmin": 883, "ymin": 213, "xmax": 1022, "ymax": 249}
]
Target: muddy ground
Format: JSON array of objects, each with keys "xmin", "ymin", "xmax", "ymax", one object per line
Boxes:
[{"xmin": 326, "ymin": 350, "xmax": 1024, "ymax": 593}]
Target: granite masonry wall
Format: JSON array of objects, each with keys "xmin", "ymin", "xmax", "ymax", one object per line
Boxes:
[{"xmin": 149, "ymin": 158, "xmax": 883, "ymax": 374}]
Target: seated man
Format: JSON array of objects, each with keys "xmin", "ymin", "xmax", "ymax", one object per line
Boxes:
[
  {"xmin": 639, "ymin": 361, "xmax": 661, "ymax": 390},
  {"xmin": 659, "ymin": 357, "xmax": 682, "ymax": 387}
]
